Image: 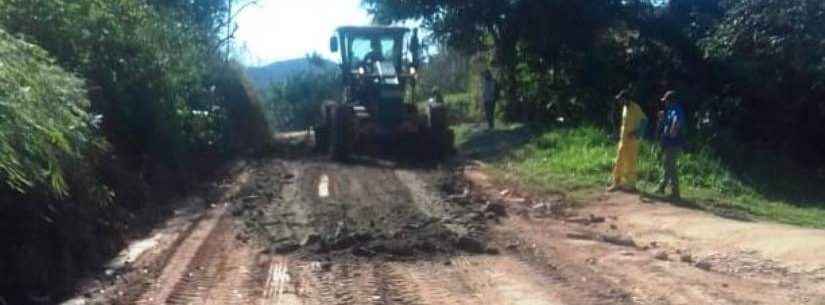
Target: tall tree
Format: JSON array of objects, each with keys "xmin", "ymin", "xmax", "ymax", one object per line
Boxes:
[
  {"xmin": 703, "ymin": 0, "xmax": 825, "ymax": 159},
  {"xmin": 363, "ymin": 0, "xmax": 635, "ymax": 121}
]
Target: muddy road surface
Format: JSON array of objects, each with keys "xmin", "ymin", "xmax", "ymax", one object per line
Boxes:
[{"xmin": 67, "ymin": 152, "xmax": 825, "ymax": 305}]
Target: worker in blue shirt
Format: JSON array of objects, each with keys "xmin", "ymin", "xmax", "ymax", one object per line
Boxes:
[{"xmin": 656, "ymin": 90, "xmax": 686, "ymax": 199}]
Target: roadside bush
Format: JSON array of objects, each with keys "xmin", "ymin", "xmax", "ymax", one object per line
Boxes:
[
  {"xmin": 0, "ymin": 28, "xmax": 121, "ymax": 302},
  {"xmin": 700, "ymin": 0, "xmax": 825, "ymax": 162},
  {"xmin": 0, "ymin": 1, "xmax": 269, "ymax": 301},
  {"xmin": 0, "ymin": 29, "xmax": 108, "ymax": 200},
  {"xmin": 0, "ymin": 0, "xmax": 253, "ymax": 166},
  {"xmin": 211, "ymin": 62, "xmax": 272, "ymax": 154},
  {"xmin": 264, "ymin": 70, "xmax": 341, "ymax": 131}
]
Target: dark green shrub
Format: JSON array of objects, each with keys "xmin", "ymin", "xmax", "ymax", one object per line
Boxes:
[
  {"xmin": 211, "ymin": 62, "xmax": 272, "ymax": 154},
  {"xmin": 0, "ymin": 0, "xmax": 244, "ymax": 165},
  {"xmin": 0, "ymin": 29, "xmax": 109, "ymax": 200},
  {"xmin": 264, "ymin": 70, "xmax": 341, "ymax": 131}
]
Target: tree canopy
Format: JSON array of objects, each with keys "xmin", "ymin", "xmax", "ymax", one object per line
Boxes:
[{"xmin": 365, "ymin": 0, "xmax": 825, "ymax": 162}]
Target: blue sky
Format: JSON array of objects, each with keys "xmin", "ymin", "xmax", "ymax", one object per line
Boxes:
[{"xmin": 234, "ymin": 0, "xmax": 372, "ymax": 66}]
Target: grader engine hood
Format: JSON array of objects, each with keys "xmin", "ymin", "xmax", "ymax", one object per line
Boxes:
[
  {"xmin": 346, "ymin": 81, "xmax": 405, "ymax": 129},
  {"xmin": 361, "ymin": 61, "xmax": 406, "ymax": 127},
  {"xmin": 375, "ymin": 85, "xmax": 406, "ymax": 127}
]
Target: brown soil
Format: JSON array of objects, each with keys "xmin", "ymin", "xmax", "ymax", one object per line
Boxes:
[
  {"xmin": 464, "ymin": 164, "xmax": 825, "ymax": 305},
  {"xmin": 584, "ymin": 192, "xmax": 825, "ymax": 272},
  {"xmin": 232, "ymin": 158, "xmax": 489, "ymax": 258},
  {"xmin": 56, "ymin": 141, "xmax": 825, "ymax": 305}
]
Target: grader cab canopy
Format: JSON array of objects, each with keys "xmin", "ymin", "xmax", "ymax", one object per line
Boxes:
[{"xmin": 330, "ymin": 26, "xmax": 421, "ymax": 79}]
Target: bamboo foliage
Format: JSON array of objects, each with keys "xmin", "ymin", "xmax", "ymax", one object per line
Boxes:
[{"xmin": 0, "ymin": 29, "xmax": 105, "ymax": 197}]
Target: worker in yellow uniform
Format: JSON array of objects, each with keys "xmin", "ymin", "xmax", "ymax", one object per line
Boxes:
[{"xmin": 608, "ymin": 89, "xmax": 648, "ymax": 192}]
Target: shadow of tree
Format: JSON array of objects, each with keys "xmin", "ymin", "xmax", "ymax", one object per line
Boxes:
[
  {"xmin": 457, "ymin": 123, "xmax": 541, "ymax": 162},
  {"xmin": 712, "ymin": 148, "xmax": 825, "ymax": 210},
  {"xmin": 639, "ymin": 191, "xmax": 754, "ymax": 222}
]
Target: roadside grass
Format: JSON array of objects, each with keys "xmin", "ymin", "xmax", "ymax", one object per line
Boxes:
[{"xmin": 454, "ymin": 123, "xmax": 825, "ymax": 228}]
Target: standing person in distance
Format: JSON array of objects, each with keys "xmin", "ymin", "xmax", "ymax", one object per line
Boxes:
[
  {"xmin": 608, "ymin": 89, "xmax": 648, "ymax": 192},
  {"xmin": 656, "ymin": 90, "xmax": 686, "ymax": 199},
  {"xmin": 481, "ymin": 69, "xmax": 497, "ymax": 130}
]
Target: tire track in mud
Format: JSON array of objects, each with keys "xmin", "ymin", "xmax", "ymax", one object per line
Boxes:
[
  {"xmin": 289, "ymin": 260, "xmax": 424, "ymax": 305},
  {"xmin": 271, "ymin": 255, "xmax": 567, "ymax": 305},
  {"xmin": 133, "ymin": 206, "xmax": 227, "ymax": 305},
  {"xmin": 133, "ymin": 209, "xmax": 264, "ymax": 305},
  {"xmin": 373, "ymin": 263, "xmax": 424, "ymax": 305},
  {"xmin": 262, "ymin": 257, "xmax": 303, "ymax": 305},
  {"xmin": 357, "ymin": 258, "xmax": 566, "ymax": 304},
  {"xmin": 402, "ymin": 261, "xmax": 479, "ymax": 305},
  {"xmin": 164, "ymin": 216, "xmax": 231, "ymax": 305},
  {"xmin": 290, "ymin": 260, "xmax": 343, "ymax": 305},
  {"xmin": 115, "ymin": 205, "xmax": 214, "ymax": 305},
  {"xmin": 201, "ymin": 236, "xmax": 261, "ymax": 305}
]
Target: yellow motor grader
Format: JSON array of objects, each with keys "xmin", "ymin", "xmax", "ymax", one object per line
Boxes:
[{"xmin": 315, "ymin": 26, "xmax": 453, "ymax": 161}]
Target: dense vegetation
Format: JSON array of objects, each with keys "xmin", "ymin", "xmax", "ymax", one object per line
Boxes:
[
  {"xmin": 365, "ymin": 0, "xmax": 825, "ymax": 164},
  {"xmin": 0, "ymin": 0, "xmax": 268, "ymax": 301},
  {"xmin": 456, "ymin": 124, "xmax": 825, "ymax": 228},
  {"xmin": 0, "ymin": 29, "xmax": 107, "ymax": 200},
  {"xmin": 0, "ymin": 0, "xmax": 268, "ymax": 168},
  {"xmin": 363, "ymin": 0, "xmax": 825, "ymax": 224},
  {"xmin": 262, "ymin": 57, "xmax": 341, "ymax": 131}
]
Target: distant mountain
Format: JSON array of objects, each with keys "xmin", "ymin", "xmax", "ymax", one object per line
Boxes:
[{"xmin": 245, "ymin": 58, "xmax": 337, "ymax": 91}]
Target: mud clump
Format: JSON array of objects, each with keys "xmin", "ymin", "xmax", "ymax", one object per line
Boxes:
[
  {"xmin": 457, "ymin": 234, "xmax": 488, "ymax": 254},
  {"xmin": 297, "ymin": 212, "xmax": 485, "ymax": 258},
  {"xmin": 482, "ymin": 202, "xmax": 507, "ymax": 217},
  {"xmin": 234, "ymin": 161, "xmax": 497, "ymax": 258}
]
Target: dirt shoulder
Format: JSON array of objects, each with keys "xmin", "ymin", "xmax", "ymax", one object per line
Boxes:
[
  {"xmin": 464, "ymin": 163, "xmax": 825, "ymax": 305},
  {"xmin": 585, "ymin": 192, "xmax": 825, "ymax": 273}
]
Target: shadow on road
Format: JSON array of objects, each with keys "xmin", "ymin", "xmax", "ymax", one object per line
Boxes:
[{"xmin": 639, "ymin": 192, "xmax": 755, "ymax": 222}]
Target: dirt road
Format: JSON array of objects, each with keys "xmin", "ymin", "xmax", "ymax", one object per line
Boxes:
[{"xmin": 66, "ymin": 152, "xmax": 825, "ymax": 305}]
